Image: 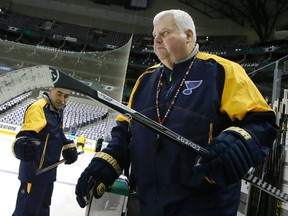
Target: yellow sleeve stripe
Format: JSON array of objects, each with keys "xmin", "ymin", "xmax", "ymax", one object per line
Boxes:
[
  {"xmin": 62, "ymin": 143, "xmax": 77, "ymax": 150},
  {"xmin": 11, "ymin": 136, "xmax": 27, "ymax": 157},
  {"xmin": 11, "ymin": 140, "xmax": 17, "ymax": 158},
  {"xmin": 95, "ymin": 152, "xmax": 122, "ymax": 176},
  {"xmin": 223, "ymin": 126, "xmax": 252, "ymax": 140}
]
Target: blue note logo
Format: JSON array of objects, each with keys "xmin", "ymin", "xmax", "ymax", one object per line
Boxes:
[{"xmin": 182, "ymin": 80, "xmax": 203, "ymax": 95}]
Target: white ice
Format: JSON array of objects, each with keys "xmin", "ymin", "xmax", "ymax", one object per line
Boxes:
[{"xmin": 0, "ymin": 133, "xmax": 94, "ymax": 216}]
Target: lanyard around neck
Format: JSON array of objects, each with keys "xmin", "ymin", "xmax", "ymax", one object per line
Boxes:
[{"xmin": 155, "ymin": 59, "xmax": 195, "ymax": 125}]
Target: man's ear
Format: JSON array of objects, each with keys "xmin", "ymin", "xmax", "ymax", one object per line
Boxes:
[{"xmin": 185, "ymin": 29, "xmax": 194, "ymax": 42}]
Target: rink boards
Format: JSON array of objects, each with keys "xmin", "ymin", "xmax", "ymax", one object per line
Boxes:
[{"xmin": 85, "ymin": 175, "xmax": 129, "ymax": 216}]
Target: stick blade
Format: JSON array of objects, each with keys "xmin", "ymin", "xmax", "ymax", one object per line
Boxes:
[{"xmin": 0, "ymin": 65, "xmax": 55, "ymax": 105}]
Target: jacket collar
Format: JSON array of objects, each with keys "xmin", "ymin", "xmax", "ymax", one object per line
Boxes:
[{"xmin": 42, "ymin": 92, "xmax": 61, "ymax": 114}]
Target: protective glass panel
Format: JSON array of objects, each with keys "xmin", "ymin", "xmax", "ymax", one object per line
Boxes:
[{"xmin": 0, "ymin": 37, "xmax": 132, "ymax": 102}]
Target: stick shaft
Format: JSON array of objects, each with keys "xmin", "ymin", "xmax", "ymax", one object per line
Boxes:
[
  {"xmin": 52, "ymin": 67, "xmax": 288, "ymax": 202},
  {"xmin": 1, "ymin": 66, "xmax": 286, "ymax": 202},
  {"xmin": 36, "ymin": 151, "xmax": 84, "ymax": 175}
]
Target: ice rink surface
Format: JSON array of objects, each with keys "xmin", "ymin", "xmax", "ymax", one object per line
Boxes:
[
  {"xmin": 0, "ymin": 133, "xmax": 94, "ymax": 216},
  {"xmin": 0, "ymin": 133, "xmax": 246, "ymax": 216}
]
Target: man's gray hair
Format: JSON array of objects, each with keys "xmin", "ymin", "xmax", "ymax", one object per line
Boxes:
[{"xmin": 153, "ymin": 9, "xmax": 197, "ymax": 42}]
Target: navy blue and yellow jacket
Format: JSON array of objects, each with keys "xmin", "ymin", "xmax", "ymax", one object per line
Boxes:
[
  {"xmin": 106, "ymin": 50, "xmax": 278, "ymax": 216},
  {"xmin": 14, "ymin": 93, "xmax": 71, "ymax": 184}
]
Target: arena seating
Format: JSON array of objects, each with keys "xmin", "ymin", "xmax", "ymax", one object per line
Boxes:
[
  {"xmin": 0, "ymin": 97, "xmax": 35, "ymax": 125},
  {"xmin": 52, "ymin": 23, "xmax": 92, "ymax": 41},
  {"xmin": 0, "ymin": 92, "xmax": 32, "ymax": 115},
  {"xmin": 0, "ymin": 93, "xmax": 112, "ymax": 141},
  {"xmin": 75, "ymin": 113, "xmax": 117, "ymax": 141},
  {"xmin": 63, "ymin": 101, "xmax": 108, "ymax": 132},
  {"xmin": 1, "ymin": 11, "xmax": 288, "ymax": 56}
]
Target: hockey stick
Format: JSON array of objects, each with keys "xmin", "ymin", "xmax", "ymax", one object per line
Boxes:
[
  {"xmin": 36, "ymin": 151, "xmax": 84, "ymax": 175},
  {"xmin": 0, "ymin": 65, "xmax": 287, "ymax": 202},
  {"xmin": 266, "ymin": 93, "xmax": 288, "ymax": 216}
]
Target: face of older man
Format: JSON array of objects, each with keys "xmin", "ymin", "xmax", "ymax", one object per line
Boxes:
[
  {"xmin": 49, "ymin": 88, "xmax": 71, "ymax": 110},
  {"xmin": 153, "ymin": 14, "xmax": 194, "ymax": 69}
]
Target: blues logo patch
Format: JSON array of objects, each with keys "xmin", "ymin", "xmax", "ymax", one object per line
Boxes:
[{"xmin": 182, "ymin": 80, "xmax": 203, "ymax": 95}]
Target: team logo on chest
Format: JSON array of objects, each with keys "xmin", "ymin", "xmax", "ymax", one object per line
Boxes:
[{"xmin": 182, "ymin": 80, "xmax": 203, "ymax": 95}]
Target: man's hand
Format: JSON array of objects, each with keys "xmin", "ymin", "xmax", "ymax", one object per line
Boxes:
[
  {"xmin": 75, "ymin": 151, "xmax": 121, "ymax": 208},
  {"xmin": 12, "ymin": 137, "xmax": 41, "ymax": 161},
  {"xmin": 192, "ymin": 127, "xmax": 262, "ymax": 187},
  {"xmin": 62, "ymin": 143, "xmax": 78, "ymax": 164},
  {"xmin": 75, "ymin": 171, "xmax": 108, "ymax": 208}
]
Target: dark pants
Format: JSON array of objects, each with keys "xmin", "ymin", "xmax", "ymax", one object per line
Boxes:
[{"xmin": 12, "ymin": 182, "xmax": 54, "ymax": 216}]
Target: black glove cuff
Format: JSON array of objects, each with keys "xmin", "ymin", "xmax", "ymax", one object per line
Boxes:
[
  {"xmin": 94, "ymin": 151, "xmax": 122, "ymax": 176},
  {"xmin": 12, "ymin": 136, "xmax": 40, "ymax": 161},
  {"xmin": 222, "ymin": 126, "xmax": 262, "ymax": 166}
]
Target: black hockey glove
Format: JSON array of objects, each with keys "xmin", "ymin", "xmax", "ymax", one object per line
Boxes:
[
  {"xmin": 193, "ymin": 127, "xmax": 262, "ymax": 187},
  {"xmin": 75, "ymin": 150, "xmax": 122, "ymax": 208},
  {"xmin": 62, "ymin": 143, "xmax": 78, "ymax": 164},
  {"xmin": 12, "ymin": 136, "xmax": 41, "ymax": 162}
]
